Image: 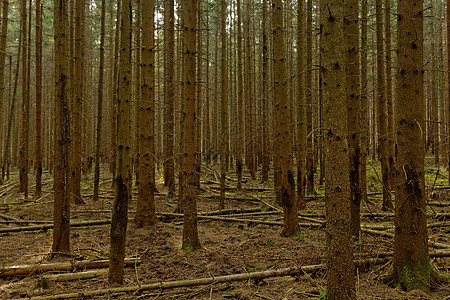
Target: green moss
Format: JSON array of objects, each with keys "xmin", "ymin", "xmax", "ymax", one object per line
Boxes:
[
  {"xmin": 396, "ymin": 257, "xmax": 434, "ymax": 292},
  {"xmin": 181, "ymin": 242, "xmax": 194, "ymax": 252}
]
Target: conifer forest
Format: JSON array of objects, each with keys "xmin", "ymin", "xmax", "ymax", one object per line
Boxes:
[{"xmin": 1, "ymin": 0, "xmax": 450, "ymax": 298}]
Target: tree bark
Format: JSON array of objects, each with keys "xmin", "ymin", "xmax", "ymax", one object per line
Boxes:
[
  {"xmin": 272, "ymin": 0, "xmax": 298, "ymax": 237},
  {"xmin": 136, "ymin": 0, "xmax": 157, "ymax": 227},
  {"xmin": 345, "ymin": 0, "xmax": 361, "ymax": 237},
  {"xmin": 181, "ymin": 0, "xmax": 200, "ymax": 251},
  {"xmin": 35, "ymin": 0, "xmax": 42, "ymax": 198},
  {"xmin": 320, "ymin": 0, "xmax": 356, "ymax": 297},
  {"xmin": 376, "ymin": 0, "xmax": 394, "ymax": 211},
  {"xmin": 93, "ymin": 0, "xmax": 106, "ymax": 203},
  {"xmin": 53, "ymin": 0, "xmax": 71, "ymax": 256},
  {"xmin": 393, "ymin": 0, "xmax": 435, "ymax": 291},
  {"xmin": 164, "ymin": 0, "xmax": 175, "ymax": 197},
  {"xmin": 109, "ymin": 0, "xmax": 132, "ymax": 284}
]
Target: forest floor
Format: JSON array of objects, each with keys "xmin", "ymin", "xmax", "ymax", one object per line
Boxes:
[{"xmin": 0, "ymin": 159, "xmax": 449, "ymax": 299}]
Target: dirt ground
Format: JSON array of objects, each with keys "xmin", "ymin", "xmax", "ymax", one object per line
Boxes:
[{"xmin": 0, "ymin": 165, "xmax": 449, "ymax": 299}]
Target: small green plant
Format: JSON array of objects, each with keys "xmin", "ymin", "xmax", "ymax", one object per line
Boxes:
[{"xmin": 266, "ymin": 238, "xmax": 275, "ymax": 246}]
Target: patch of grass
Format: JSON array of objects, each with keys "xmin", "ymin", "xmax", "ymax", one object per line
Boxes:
[{"xmin": 266, "ymin": 238, "xmax": 274, "ymax": 246}]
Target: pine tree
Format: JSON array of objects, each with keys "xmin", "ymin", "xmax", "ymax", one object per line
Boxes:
[{"xmin": 320, "ymin": 0, "xmax": 355, "ymax": 297}]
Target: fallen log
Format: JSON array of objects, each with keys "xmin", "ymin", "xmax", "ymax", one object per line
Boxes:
[
  {"xmin": 361, "ymin": 228, "xmax": 450, "ymax": 249},
  {"xmin": 0, "ymin": 258, "xmax": 140, "ymax": 277},
  {"xmin": 38, "ymin": 269, "xmax": 109, "ymax": 287},
  {"xmin": 0, "ymin": 219, "xmax": 112, "ymax": 233},
  {"xmin": 28, "ymin": 258, "xmax": 388, "ymax": 300},
  {"xmin": 159, "ymin": 212, "xmax": 324, "ymax": 228},
  {"xmin": 199, "ymin": 207, "xmax": 264, "ymax": 216}
]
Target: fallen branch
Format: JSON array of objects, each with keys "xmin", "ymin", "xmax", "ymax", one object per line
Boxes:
[
  {"xmin": 199, "ymin": 207, "xmax": 264, "ymax": 216},
  {"xmin": 0, "ymin": 219, "xmax": 112, "ymax": 233},
  {"xmin": 38, "ymin": 269, "xmax": 109, "ymax": 287},
  {"xmin": 0, "ymin": 258, "xmax": 140, "ymax": 277},
  {"xmin": 361, "ymin": 228, "xmax": 450, "ymax": 249},
  {"xmin": 159, "ymin": 212, "xmax": 324, "ymax": 228},
  {"xmin": 28, "ymin": 258, "xmax": 388, "ymax": 300}
]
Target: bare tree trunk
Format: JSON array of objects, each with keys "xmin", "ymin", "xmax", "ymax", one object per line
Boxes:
[
  {"xmin": 0, "ymin": 0, "xmax": 8, "ymax": 186},
  {"xmin": 181, "ymin": 0, "xmax": 200, "ymax": 251},
  {"xmin": 19, "ymin": 0, "xmax": 28, "ymax": 198},
  {"xmin": 261, "ymin": 0, "xmax": 269, "ymax": 182},
  {"xmin": 135, "ymin": 0, "xmax": 157, "ymax": 228},
  {"xmin": 219, "ymin": 0, "xmax": 228, "ymax": 209},
  {"xmin": 360, "ymin": 0, "xmax": 369, "ymax": 206},
  {"xmin": 306, "ymin": 0, "xmax": 314, "ymax": 195},
  {"xmin": 376, "ymin": 0, "xmax": 393, "ymax": 210},
  {"xmin": 345, "ymin": 0, "xmax": 361, "ymax": 237},
  {"xmin": 164, "ymin": 0, "xmax": 175, "ymax": 197},
  {"xmin": 393, "ymin": 0, "xmax": 436, "ymax": 291},
  {"xmin": 53, "ymin": 0, "xmax": 71, "ymax": 256},
  {"xmin": 320, "ymin": 0, "xmax": 355, "ymax": 297},
  {"xmin": 93, "ymin": 0, "xmax": 105, "ymax": 203},
  {"xmin": 297, "ymin": 0, "xmax": 306, "ymax": 209},
  {"xmin": 272, "ymin": 0, "xmax": 298, "ymax": 237},
  {"xmin": 236, "ymin": 0, "xmax": 243, "ymax": 190},
  {"xmin": 109, "ymin": 0, "xmax": 132, "ymax": 284},
  {"xmin": 71, "ymin": 0, "xmax": 85, "ymax": 205},
  {"xmin": 35, "ymin": 0, "xmax": 42, "ymax": 197}
]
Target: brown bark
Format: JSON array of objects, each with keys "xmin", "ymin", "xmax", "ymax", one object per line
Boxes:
[
  {"xmin": 385, "ymin": 0, "xmax": 395, "ymax": 188},
  {"xmin": 0, "ymin": 0, "xmax": 8, "ymax": 186},
  {"xmin": 272, "ymin": 0, "xmax": 298, "ymax": 237},
  {"xmin": 53, "ymin": 0, "xmax": 71, "ymax": 256},
  {"xmin": 376, "ymin": 0, "xmax": 394, "ymax": 211},
  {"xmin": 297, "ymin": 0, "xmax": 306, "ymax": 210},
  {"xmin": 345, "ymin": 0, "xmax": 361, "ymax": 237},
  {"xmin": 135, "ymin": 0, "xmax": 157, "ymax": 228},
  {"xmin": 448, "ymin": 0, "xmax": 450, "ymax": 186},
  {"xmin": 320, "ymin": 0, "xmax": 356, "ymax": 297},
  {"xmin": 393, "ymin": 0, "xmax": 434, "ymax": 291},
  {"xmin": 19, "ymin": 0, "xmax": 28, "ymax": 198},
  {"xmin": 109, "ymin": 0, "xmax": 132, "ymax": 284},
  {"xmin": 306, "ymin": 0, "xmax": 314, "ymax": 195},
  {"xmin": 181, "ymin": 0, "xmax": 200, "ymax": 251},
  {"xmin": 93, "ymin": 0, "xmax": 105, "ymax": 202},
  {"xmin": 35, "ymin": 0, "xmax": 42, "ymax": 197},
  {"xmin": 164, "ymin": 0, "xmax": 175, "ymax": 197},
  {"xmin": 360, "ymin": 0, "xmax": 369, "ymax": 206},
  {"xmin": 71, "ymin": 0, "xmax": 84, "ymax": 205},
  {"xmin": 261, "ymin": 0, "xmax": 269, "ymax": 182},
  {"xmin": 236, "ymin": 0, "xmax": 243, "ymax": 190},
  {"xmin": 219, "ymin": 0, "xmax": 228, "ymax": 210}
]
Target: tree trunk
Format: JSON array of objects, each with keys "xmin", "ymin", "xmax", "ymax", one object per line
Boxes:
[
  {"xmin": 109, "ymin": 0, "xmax": 132, "ymax": 284},
  {"xmin": 181, "ymin": 0, "xmax": 200, "ymax": 251},
  {"xmin": 272, "ymin": 0, "xmax": 298, "ymax": 237},
  {"xmin": 53, "ymin": 0, "xmax": 71, "ymax": 256},
  {"xmin": 376, "ymin": 0, "xmax": 393, "ymax": 211},
  {"xmin": 393, "ymin": 0, "xmax": 435, "ymax": 291},
  {"xmin": 236, "ymin": 0, "xmax": 243, "ymax": 190},
  {"xmin": 345, "ymin": 0, "xmax": 361, "ymax": 237},
  {"xmin": 135, "ymin": 0, "xmax": 157, "ymax": 228},
  {"xmin": 306, "ymin": 0, "xmax": 314, "ymax": 195},
  {"xmin": 219, "ymin": 0, "xmax": 228, "ymax": 210},
  {"xmin": 19, "ymin": 0, "xmax": 28, "ymax": 198},
  {"xmin": 71, "ymin": 0, "xmax": 85, "ymax": 205},
  {"xmin": 93, "ymin": 0, "xmax": 105, "ymax": 203},
  {"xmin": 320, "ymin": 0, "xmax": 355, "ymax": 297},
  {"xmin": 360, "ymin": 0, "xmax": 369, "ymax": 207},
  {"xmin": 164, "ymin": 0, "xmax": 175, "ymax": 198},
  {"xmin": 385, "ymin": 0, "xmax": 395, "ymax": 188},
  {"xmin": 0, "ymin": 0, "xmax": 8, "ymax": 186},
  {"xmin": 35, "ymin": 0, "xmax": 42, "ymax": 198}
]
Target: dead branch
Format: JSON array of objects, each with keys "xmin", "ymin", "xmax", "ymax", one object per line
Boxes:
[
  {"xmin": 0, "ymin": 258, "xmax": 140, "ymax": 277},
  {"xmin": 27, "ymin": 258, "xmax": 388, "ymax": 300}
]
